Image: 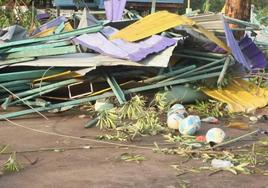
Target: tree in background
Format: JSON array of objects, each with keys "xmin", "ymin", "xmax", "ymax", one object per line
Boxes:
[
  {"xmin": 225, "ymin": 0, "xmax": 252, "ymax": 39},
  {"xmin": 203, "ymin": 0, "xmax": 225, "ymax": 13},
  {"xmin": 0, "ymin": 0, "xmax": 39, "ymax": 29},
  {"xmin": 225, "ymin": 0, "xmax": 251, "ymax": 21}
]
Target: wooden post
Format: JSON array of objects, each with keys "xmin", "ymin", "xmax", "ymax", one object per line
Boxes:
[{"xmin": 225, "ymin": 0, "xmax": 251, "ymax": 39}]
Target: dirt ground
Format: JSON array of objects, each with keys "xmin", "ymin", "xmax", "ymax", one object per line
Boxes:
[{"xmin": 0, "ymin": 108, "xmax": 268, "ymax": 188}]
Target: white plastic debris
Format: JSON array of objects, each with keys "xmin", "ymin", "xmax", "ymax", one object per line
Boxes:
[
  {"xmin": 211, "ymin": 159, "xmax": 234, "ymax": 168},
  {"xmin": 201, "ymin": 116, "xmax": 219, "ymax": 124},
  {"xmin": 249, "ymin": 116, "xmax": 258, "ymax": 122},
  {"xmin": 95, "ymin": 100, "xmax": 114, "ymax": 112}
]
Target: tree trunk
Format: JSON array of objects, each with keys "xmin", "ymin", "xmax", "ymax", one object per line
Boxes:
[{"xmin": 225, "ymin": 0, "xmax": 251, "ymax": 39}]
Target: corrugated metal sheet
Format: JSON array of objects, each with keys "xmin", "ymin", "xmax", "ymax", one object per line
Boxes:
[
  {"xmin": 110, "ymin": 11, "xmax": 195, "ymax": 42},
  {"xmin": 110, "ymin": 11, "xmax": 230, "ymax": 52},
  {"xmin": 73, "ymin": 26, "xmax": 177, "ymax": 62},
  {"xmin": 190, "ymin": 14, "xmax": 224, "ymax": 32},
  {"xmin": 203, "ymin": 79, "xmax": 268, "ymax": 113},
  {"xmin": 4, "ymin": 47, "xmax": 176, "ymax": 68},
  {"xmin": 223, "ymin": 16, "xmax": 267, "ymax": 69}
]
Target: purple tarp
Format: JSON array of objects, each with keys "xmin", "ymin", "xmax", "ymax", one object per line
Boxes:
[
  {"xmin": 203, "ymin": 42, "xmax": 226, "ymax": 54},
  {"xmin": 104, "ymin": 0, "xmax": 127, "ymax": 21},
  {"xmin": 73, "ymin": 26, "xmax": 177, "ymax": 62},
  {"xmin": 239, "ymin": 35, "xmax": 267, "ymax": 69},
  {"xmin": 36, "ymin": 13, "xmax": 50, "ymax": 21},
  {"xmin": 31, "ymin": 16, "xmax": 67, "ymax": 36},
  {"xmin": 222, "ymin": 16, "xmax": 267, "ymax": 70}
]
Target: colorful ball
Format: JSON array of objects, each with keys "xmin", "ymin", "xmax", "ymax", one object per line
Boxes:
[
  {"xmin": 168, "ymin": 104, "xmax": 187, "ymax": 117},
  {"xmin": 206, "ymin": 128, "xmax": 226, "ymax": 144},
  {"xmin": 167, "ymin": 113, "xmax": 184, "ymax": 129},
  {"xmin": 179, "ymin": 116, "xmax": 200, "ymax": 135},
  {"xmin": 187, "ymin": 115, "xmax": 201, "ymax": 130}
]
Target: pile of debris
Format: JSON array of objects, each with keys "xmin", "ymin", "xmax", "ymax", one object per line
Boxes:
[
  {"xmin": 1, "ymin": 1, "xmax": 268, "ymax": 177},
  {"xmin": 0, "ymin": 8, "xmax": 268, "ymax": 120}
]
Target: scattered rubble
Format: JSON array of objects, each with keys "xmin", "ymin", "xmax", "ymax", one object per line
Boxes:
[{"xmin": 1, "ymin": 0, "xmax": 268, "ymax": 179}]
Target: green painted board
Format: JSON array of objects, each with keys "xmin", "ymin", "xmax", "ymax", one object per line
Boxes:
[
  {"xmin": 0, "ymin": 24, "xmax": 103, "ymax": 50},
  {"xmin": 0, "ymin": 40, "xmax": 71, "ymax": 54},
  {"xmin": 4, "ymin": 46, "xmax": 77, "ymax": 60},
  {"xmin": 0, "ymin": 57, "xmax": 35, "ymax": 66},
  {"xmin": 54, "ymin": 22, "xmax": 65, "ymax": 34},
  {"xmin": 0, "ymin": 72, "xmax": 221, "ymax": 119},
  {"xmin": 0, "ymin": 70, "xmax": 62, "ymax": 82}
]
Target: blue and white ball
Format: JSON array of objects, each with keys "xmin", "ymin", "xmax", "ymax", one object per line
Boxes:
[
  {"xmin": 179, "ymin": 115, "xmax": 201, "ymax": 135},
  {"xmin": 168, "ymin": 104, "xmax": 188, "ymax": 117},
  {"xmin": 206, "ymin": 128, "xmax": 226, "ymax": 144},
  {"xmin": 167, "ymin": 113, "xmax": 184, "ymax": 129}
]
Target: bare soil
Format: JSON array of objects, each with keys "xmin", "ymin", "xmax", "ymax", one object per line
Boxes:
[{"xmin": 0, "ymin": 108, "xmax": 268, "ymax": 188}]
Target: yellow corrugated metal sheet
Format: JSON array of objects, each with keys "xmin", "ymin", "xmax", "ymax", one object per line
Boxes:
[
  {"xmin": 202, "ymin": 79, "xmax": 268, "ymax": 113},
  {"xmin": 110, "ymin": 11, "xmax": 230, "ymax": 52},
  {"xmin": 110, "ymin": 11, "xmax": 194, "ymax": 41}
]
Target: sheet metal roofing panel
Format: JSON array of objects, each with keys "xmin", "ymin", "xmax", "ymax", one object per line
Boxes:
[
  {"xmin": 110, "ymin": 11, "xmax": 195, "ymax": 42},
  {"xmin": 222, "ymin": 16, "xmax": 251, "ymax": 70},
  {"xmin": 203, "ymin": 79, "xmax": 268, "ymax": 113},
  {"xmin": 73, "ymin": 26, "xmax": 177, "ymax": 62},
  {"xmin": 239, "ymin": 35, "xmax": 267, "ymax": 69},
  {"xmin": 223, "ymin": 16, "xmax": 267, "ymax": 69},
  {"xmin": 4, "ymin": 46, "xmax": 176, "ymax": 68},
  {"xmin": 190, "ymin": 14, "xmax": 224, "ymax": 32},
  {"xmin": 110, "ymin": 11, "xmax": 230, "ymax": 52},
  {"xmin": 32, "ymin": 16, "xmax": 67, "ymax": 36}
]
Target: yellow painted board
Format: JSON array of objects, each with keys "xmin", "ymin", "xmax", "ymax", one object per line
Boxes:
[
  {"xmin": 203, "ymin": 79, "xmax": 268, "ymax": 113},
  {"xmin": 32, "ymin": 22, "xmax": 73, "ymax": 38},
  {"xmin": 33, "ymin": 71, "xmax": 81, "ymax": 84},
  {"xmin": 110, "ymin": 11, "xmax": 230, "ymax": 52}
]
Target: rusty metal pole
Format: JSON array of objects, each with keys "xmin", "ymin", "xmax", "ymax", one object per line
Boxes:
[{"xmin": 225, "ymin": 0, "xmax": 252, "ymax": 39}]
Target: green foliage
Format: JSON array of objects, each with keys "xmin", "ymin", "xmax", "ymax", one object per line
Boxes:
[
  {"xmin": 96, "ymin": 131, "xmax": 128, "ymax": 142},
  {"xmin": 151, "ymin": 91, "xmax": 173, "ymax": 112},
  {"xmin": 204, "ymin": 0, "xmax": 225, "ymax": 13},
  {"xmin": 252, "ymin": 0, "xmax": 268, "ymax": 9},
  {"xmin": 120, "ymin": 153, "xmax": 145, "ymax": 163},
  {"xmin": 188, "ymin": 100, "xmax": 227, "ymax": 118},
  {"xmin": 96, "ymin": 95, "xmax": 165, "ymax": 140},
  {"xmin": 256, "ymin": 7, "xmax": 268, "ymax": 25},
  {"xmin": 120, "ymin": 95, "xmax": 146, "ymax": 120},
  {"xmin": 131, "ymin": 111, "xmax": 164, "ymax": 137},
  {"xmin": 179, "ymin": 0, "xmax": 225, "ymax": 14},
  {"xmin": 96, "ymin": 108, "xmax": 118, "ymax": 130},
  {"xmin": 0, "ymin": 0, "xmax": 40, "ymax": 29},
  {"xmin": 0, "ymin": 9, "xmax": 14, "ymax": 28},
  {"xmin": 2, "ymin": 152, "xmax": 22, "ymax": 173}
]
